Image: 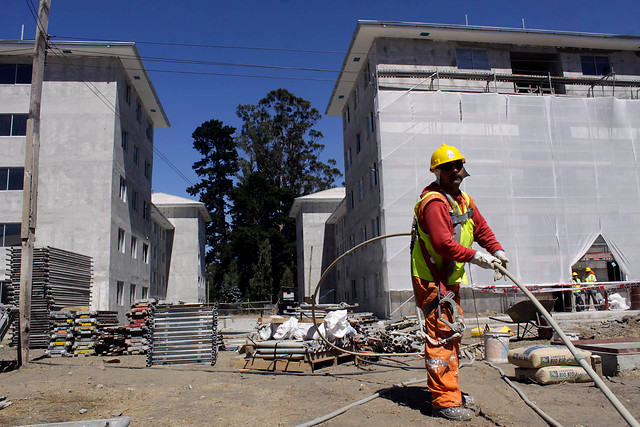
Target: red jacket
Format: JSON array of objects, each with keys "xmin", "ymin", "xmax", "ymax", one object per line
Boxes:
[{"xmin": 417, "ymin": 182, "xmax": 503, "ymax": 262}]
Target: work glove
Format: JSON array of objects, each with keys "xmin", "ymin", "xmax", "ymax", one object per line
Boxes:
[
  {"xmin": 469, "ymin": 251, "xmax": 501, "ymax": 270},
  {"xmin": 492, "ymin": 250, "xmax": 510, "ymax": 281}
]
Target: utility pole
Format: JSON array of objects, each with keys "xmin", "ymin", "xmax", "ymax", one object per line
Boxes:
[{"xmin": 19, "ymin": 0, "xmax": 51, "ymax": 365}]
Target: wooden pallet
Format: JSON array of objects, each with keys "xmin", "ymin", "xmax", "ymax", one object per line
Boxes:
[{"xmin": 235, "ymin": 350, "xmax": 356, "ymax": 373}]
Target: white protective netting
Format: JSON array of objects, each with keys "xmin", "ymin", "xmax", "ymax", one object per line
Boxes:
[{"xmin": 378, "ymin": 91, "xmax": 640, "ymax": 290}]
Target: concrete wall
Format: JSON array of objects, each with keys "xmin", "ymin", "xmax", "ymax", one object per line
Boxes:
[
  {"xmin": 337, "ymin": 36, "xmax": 640, "ymax": 318},
  {"xmin": 0, "ymin": 54, "xmax": 159, "ymax": 321},
  {"xmin": 159, "ymin": 205, "xmax": 206, "ymax": 304}
]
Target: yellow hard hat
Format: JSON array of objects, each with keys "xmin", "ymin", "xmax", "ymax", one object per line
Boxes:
[
  {"xmin": 572, "ymin": 272, "xmax": 578, "ymax": 276},
  {"xmin": 430, "ymin": 144, "xmax": 466, "ymax": 172},
  {"xmin": 585, "ymin": 267, "xmax": 592, "ymax": 273}
]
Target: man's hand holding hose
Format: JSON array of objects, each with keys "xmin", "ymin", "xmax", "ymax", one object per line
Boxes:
[{"xmin": 470, "ymin": 250, "xmax": 510, "ymax": 280}]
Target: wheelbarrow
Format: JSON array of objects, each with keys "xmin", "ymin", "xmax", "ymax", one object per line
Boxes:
[{"xmin": 489, "ymin": 299, "xmax": 556, "ymax": 340}]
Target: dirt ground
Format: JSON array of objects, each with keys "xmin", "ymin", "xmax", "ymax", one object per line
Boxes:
[{"xmin": 1, "ymin": 316, "xmax": 640, "ymax": 426}]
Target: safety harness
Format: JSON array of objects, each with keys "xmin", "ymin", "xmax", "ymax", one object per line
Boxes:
[{"xmin": 411, "ymin": 192, "xmax": 474, "ymax": 346}]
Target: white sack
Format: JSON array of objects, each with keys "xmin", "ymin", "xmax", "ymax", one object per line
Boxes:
[
  {"xmin": 609, "ymin": 293, "xmax": 630, "ymax": 310},
  {"xmin": 292, "ymin": 322, "xmax": 314, "ymax": 341},
  {"xmin": 273, "ymin": 317, "xmax": 298, "ymax": 340},
  {"xmin": 323, "ymin": 309, "xmax": 349, "ymax": 339}
]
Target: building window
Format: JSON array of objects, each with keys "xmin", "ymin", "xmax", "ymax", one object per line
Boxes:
[
  {"xmin": 356, "ymin": 133, "xmax": 361, "ymax": 153},
  {"xmin": 359, "ymin": 178, "xmax": 365, "ymax": 200},
  {"xmin": 132, "ymin": 191, "xmax": 138, "ymax": 211},
  {"xmin": 363, "ymin": 276, "xmax": 369, "ymax": 299},
  {"xmin": 0, "ymin": 114, "xmax": 28, "ymax": 136},
  {"xmin": 0, "ymin": 63, "xmax": 32, "ymax": 84},
  {"xmin": 351, "ymin": 280, "xmax": 358, "ymax": 299},
  {"xmin": 0, "ymin": 167, "xmax": 24, "ymax": 190},
  {"xmin": 375, "ymin": 273, "xmax": 383, "ymax": 297},
  {"xmin": 144, "ymin": 161, "xmax": 151, "ymax": 179},
  {"xmin": 367, "ymin": 112, "xmax": 375, "ymax": 136},
  {"xmin": 136, "ymin": 100, "xmax": 141, "ymax": 123},
  {"xmin": 117, "ymin": 228, "xmax": 126, "ymax": 253},
  {"xmin": 143, "ymin": 243, "xmax": 149, "ymax": 263},
  {"xmin": 141, "ymin": 286, "xmax": 148, "ymax": 299},
  {"xmin": 133, "ymin": 145, "xmax": 139, "ymax": 166},
  {"xmin": 349, "ymin": 191, "xmax": 354, "ymax": 210},
  {"xmin": 130, "ymin": 236, "xmax": 138, "ymax": 258},
  {"xmin": 161, "ymin": 251, "xmax": 165, "ymax": 262},
  {"xmin": 456, "ymin": 49, "xmax": 490, "ymax": 70},
  {"xmin": 363, "ymin": 61, "xmax": 371, "ymax": 85},
  {"xmin": 130, "ymin": 283, "xmax": 136, "ymax": 304},
  {"xmin": 145, "ymin": 121, "xmax": 152, "ymax": 140},
  {"xmin": 372, "ymin": 216, "xmax": 380, "ymax": 238},
  {"xmin": 346, "ymin": 148, "xmax": 352, "ymax": 169},
  {"xmin": 361, "ymin": 225, "xmax": 367, "ymax": 242},
  {"xmin": 0, "ymin": 223, "xmax": 21, "ymax": 247},
  {"xmin": 116, "ymin": 281, "xmax": 124, "ymax": 305},
  {"xmin": 125, "ymin": 84, "xmax": 131, "ymax": 105},
  {"xmin": 153, "ymin": 245, "xmax": 157, "ymax": 259},
  {"xmin": 581, "ymin": 55, "xmax": 611, "ymax": 76},
  {"xmin": 121, "ymin": 129, "xmax": 128, "ymax": 151},
  {"xmin": 153, "ymin": 221, "xmax": 157, "ymax": 234},
  {"xmin": 119, "ymin": 176, "xmax": 127, "ymax": 202},
  {"xmin": 143, "ymin": 200, "xmax": 150, "ymax": 220},
  {"xmin": 370, "ymin": 163, "xmax": 378, "ymax": 187},
  {"xmin": 353, "ymin": 86, "xmax": 359, "ymax": 108}
]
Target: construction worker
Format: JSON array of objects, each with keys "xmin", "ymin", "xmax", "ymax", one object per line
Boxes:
[
  {"xmin": 583, "ymin": 267, "xmax": 598, "ymax": 309},
  {"xmin": 411, "ymin": 144, "xmax": 508, "ymax": 422},
  {"xmin": 571, "ymin": 272, "xmax": 584, "ymax": 312}
]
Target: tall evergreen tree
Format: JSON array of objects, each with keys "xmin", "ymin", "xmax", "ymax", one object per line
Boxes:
[
  {"xmin": 188, "ymin": 89, "xmax": 341, "ymax": 302},
  {"xmin": 231, "ymin": 89, "xmax": 341, "ymax": 301},
  {"xmin": 186, "ymin": 119, "xmax": 238, "ymax": 288}
]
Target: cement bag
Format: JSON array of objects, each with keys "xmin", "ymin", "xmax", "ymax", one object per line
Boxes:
[
  {"xmin": 292, "ymin": 322, "xmax": 314, "ymax": 341},
  {"xmin": 508, "ymin": 345, "xmax": 591, "ymax": 368},
  {"xmin": 515, "ymin": 366, "xmax": 593, "ymax": 384},
  {"xmin": 323, "ymin": 309, "xmax": 349, "ymax": 339},
  {"xmin": 273, "ymin": 317, "xmax": 298, "ymax": 340}
]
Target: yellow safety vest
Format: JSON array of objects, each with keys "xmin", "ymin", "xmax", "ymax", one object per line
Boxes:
[
  {"xmin": 585, "ymin": 273, "xmax": 596, "ymax": 287},
  {"xmin": 571, "ymin": 278, "xmax": 581, "ymax": 293},
  {"xmin": 411, "ymin": 190, "xmax": 475, "ymax": 286}
]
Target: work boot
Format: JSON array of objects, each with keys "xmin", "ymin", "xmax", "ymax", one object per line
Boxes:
[
  {"xmin": 461, "ymin": 392, "xmax": 475, "ymax": 407},
  {"xmin": 433, "ymin": 406, "xmax": 473, "ymax": 421}
]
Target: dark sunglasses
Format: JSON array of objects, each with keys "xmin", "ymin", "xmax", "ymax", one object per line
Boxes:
[{"xmin": 438, "ymin": 160, "xmax": 464, "ymax": 171}]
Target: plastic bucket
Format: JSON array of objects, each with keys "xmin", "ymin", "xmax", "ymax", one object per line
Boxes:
[{"xmin": 484, "ymin": 332, "xmax": 510, "ymax": 363}]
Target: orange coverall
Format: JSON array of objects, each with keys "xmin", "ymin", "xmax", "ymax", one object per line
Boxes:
[{"xmin": 412, "ymin": 183, "xmax": 502, "ymax": 409}]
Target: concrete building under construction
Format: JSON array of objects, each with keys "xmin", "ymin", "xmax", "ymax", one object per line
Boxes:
[
  {"xmin": 296, "ymin": 21, "xmax": 640, "ymax": 318},
  {"xmin": 0, "ymin": 41, "xmax": 209, "ymax": 319}
]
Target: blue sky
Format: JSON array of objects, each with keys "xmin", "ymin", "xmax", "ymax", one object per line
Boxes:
[{"xmin": 2, "ymin": 0, "xmax": 639, "ymax": 199}]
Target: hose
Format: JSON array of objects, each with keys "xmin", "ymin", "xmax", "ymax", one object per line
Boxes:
[
  {"xmin": 484, "ymin": 359, "xmax": 562, "ymax": 427},
  {"xmin": 495, "ymin": 263, "xmax": 640, "ymax": 427},
  {"xmin": 310, "ymin": 233, "xmax": 423, "ymax": 358},
  {"xmin": 294, "ymin": 377, "xmax": 426, "ymax": 427}
]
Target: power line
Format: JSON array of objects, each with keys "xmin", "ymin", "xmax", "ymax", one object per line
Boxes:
[{"xmin": 51, "ymin": 35, "xmax": 347, "ymax": 55}]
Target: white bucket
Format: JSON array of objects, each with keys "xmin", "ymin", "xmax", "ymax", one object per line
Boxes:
[{"xmin": 484, "ymin": 331, "xmax": 510, "ymax": 363}]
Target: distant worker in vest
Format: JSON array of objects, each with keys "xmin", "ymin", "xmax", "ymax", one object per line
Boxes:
[
  {"xmin": 411, "ymin": 144, "xmax": 508, "ymax": 422},
  {"xmin": 583, "ymin": 267, "xmax": 598, "ymax": 309},
  {"xmin": 572, "ymin": 272, "xmax": 584, "ymax": 312}
]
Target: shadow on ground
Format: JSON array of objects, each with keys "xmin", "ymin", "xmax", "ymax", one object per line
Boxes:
[{"xmin": 379, "ymin": 385, "xmax": 432, "ymax": 416}]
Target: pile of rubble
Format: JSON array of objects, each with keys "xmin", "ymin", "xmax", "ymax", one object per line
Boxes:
[{"xmin": 349, "ymin": 314, "xmax": 425, "ymax": 354}]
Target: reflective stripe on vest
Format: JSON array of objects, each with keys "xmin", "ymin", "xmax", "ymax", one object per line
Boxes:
[{"xmin": 411, "ymin": 191, "xmax": 474, "ymax": 286}]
